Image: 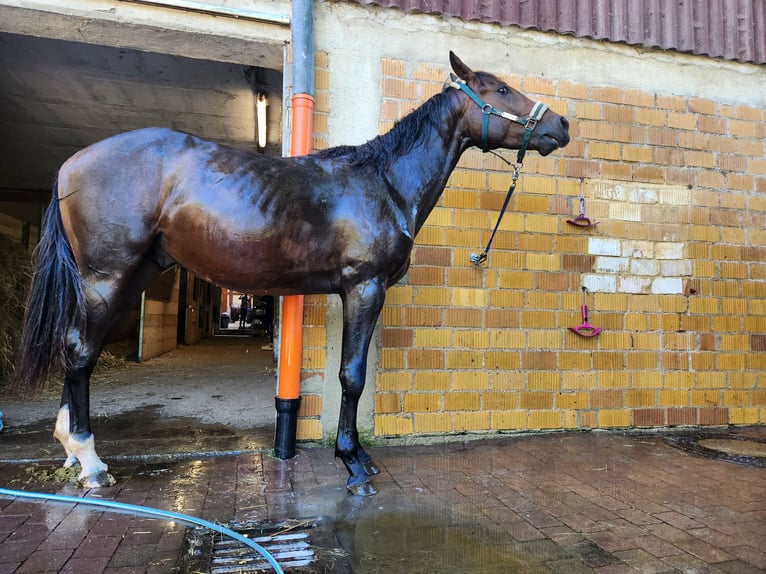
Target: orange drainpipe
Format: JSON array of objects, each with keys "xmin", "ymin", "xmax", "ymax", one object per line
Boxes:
[
  {"xmin": 274, "ymin": 0, "xmax": 314, "ymax": 459},
  {"xmin": 277, "ymin": 95, "xmax": 314, "ymax": 401}
]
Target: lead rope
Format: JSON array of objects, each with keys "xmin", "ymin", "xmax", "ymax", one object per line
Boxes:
[
  {"xmin": 469, "ymin": 101, "xmax": 547, "ymax": 266},
  {"xmin": 449, "ymin": 77, "xmax": 547, "ymax": 266},
  {"xmin": 469, "ymin": 158, "xmax": 519, "ymax": 265}
]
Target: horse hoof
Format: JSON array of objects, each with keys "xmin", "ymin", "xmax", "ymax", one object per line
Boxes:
[
  {"xmin": 79, "ymin": 471, "xmax": 116, "ymax": 488},
  {"xmin": 347, "ymin": 480, "xmax": 378, "ymax": 497},
  {"xmin": 362, "ymin": 460, "xmax": 380, "ymax": 476}
]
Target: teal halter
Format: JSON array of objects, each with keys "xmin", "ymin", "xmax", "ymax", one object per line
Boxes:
[{"xmin": 448, "ymin": 78, "xmax": 548, "ymax": 161}]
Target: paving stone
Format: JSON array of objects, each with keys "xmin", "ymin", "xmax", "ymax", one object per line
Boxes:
[{"xmin": 1, "ymin": 427, "xmax": 765, "ymax": 572}]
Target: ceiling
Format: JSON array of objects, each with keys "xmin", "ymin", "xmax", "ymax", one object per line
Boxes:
[{"xmin": 0, "ymin": 31, "xmax": 283, "ymax": 225}]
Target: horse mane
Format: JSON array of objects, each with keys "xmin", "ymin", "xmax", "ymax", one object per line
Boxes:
[{"xmin": 315, "ymin": 90, "xmax": 451, "ymax": 176}]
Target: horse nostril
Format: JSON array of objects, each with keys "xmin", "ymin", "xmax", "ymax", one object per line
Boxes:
[{"xmin": 560, "ymin": 116, "xmax": 569, "ymax": 131}]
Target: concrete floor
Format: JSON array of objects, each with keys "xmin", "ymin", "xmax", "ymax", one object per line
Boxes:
[{"xmin": 1, "ymin": 338, "xmax": 765, "ymax": 573}]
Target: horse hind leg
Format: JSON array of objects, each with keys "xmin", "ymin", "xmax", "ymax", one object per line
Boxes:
[
  {"xmin": 54, "ymin": 261, "xmax": 166, "ymax": 488},
  {"xmin": 54, "ymin": 318, "xmax": 115, "ymax": 488}
]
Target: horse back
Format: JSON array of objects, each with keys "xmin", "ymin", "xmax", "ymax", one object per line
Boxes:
[{"xmin": 56, "ymin": 128, "xmax": 414, "ymax": 295}]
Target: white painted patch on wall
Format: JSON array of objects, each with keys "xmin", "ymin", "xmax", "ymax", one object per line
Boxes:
[{"xmin": 583, "ymin": 181, "xmax": 691, "ymax": 295}]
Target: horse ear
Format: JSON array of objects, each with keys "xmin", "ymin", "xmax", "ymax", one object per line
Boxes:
[{"xmin": 449, "ymin": 51, "xmax": 476, "ymax": 82}]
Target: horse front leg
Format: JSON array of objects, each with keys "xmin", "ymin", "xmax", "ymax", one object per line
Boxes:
[
  {"xmin": 337, "ymin": 279, "xmax": 386, "ymax": 496},
  {"xmin": 54, "ymin": 326, "xmax": 115, "ymax": 488}
]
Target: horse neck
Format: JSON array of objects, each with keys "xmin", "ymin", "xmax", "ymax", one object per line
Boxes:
[{"xmin": 384, "ymin": 92, "xmax": 468, "ymax": 236}]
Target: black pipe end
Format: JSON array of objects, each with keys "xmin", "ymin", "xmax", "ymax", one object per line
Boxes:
[{"xmin": 274, "ymin": 396, "xmax": 302, "ymax": 460}]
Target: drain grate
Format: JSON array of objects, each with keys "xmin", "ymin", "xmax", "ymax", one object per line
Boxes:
[
  {"xmin": 667, "ymin": 432, "xmax": 766, "ymax": 469},
  {"xmin": 179, "ymin": 517, "xmax": 352, "ymax": 573}
]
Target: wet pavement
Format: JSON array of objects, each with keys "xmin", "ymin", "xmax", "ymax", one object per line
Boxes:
[
  {"xmin": 1, "ymin": 337, "xmax": 765, "ymax": 572},
  {"xmin": 1, "ymin": 426, "xmax": 765, "ymax": 573}
]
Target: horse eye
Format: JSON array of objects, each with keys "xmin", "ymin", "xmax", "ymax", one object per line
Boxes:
[{"xmin": 498, "ymin": 86, "xmax": 509, "ymax": 95}]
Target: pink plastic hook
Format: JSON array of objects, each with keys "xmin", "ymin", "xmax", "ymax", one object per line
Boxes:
[
  {"xmin": 568, "ymin": 305, "xmax": 602, "ymax": 337},
  {"xmin": 567, "ymin": 197, "xmax": 598, "ymax": 228}
]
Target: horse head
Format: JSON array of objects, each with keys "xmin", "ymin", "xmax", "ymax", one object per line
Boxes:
[{"xmin": 449, "ymin": 51, "xmax": 570, "ymax": 156}]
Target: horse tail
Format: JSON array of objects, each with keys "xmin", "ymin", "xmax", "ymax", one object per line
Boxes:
[{"xmin": 14, "ymin": 179, "xmax": 87, "ymax": 391}]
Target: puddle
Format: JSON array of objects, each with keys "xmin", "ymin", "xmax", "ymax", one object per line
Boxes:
[
  {"xmin": 338, "ymin": 500, "xmax": 552, "ymax": 573},
  {"xmin": 667, "ymin": 432, "xmax": 766, "ymax": 468},
  {"xmin": 180, "ymin": 505, "xmax": 548, "ymax": 574},
  {"xmin": 698, "ymin": 438, "xmax": 766, "ymax": 458},
  {"xmin": 0, "ymin": 405, "xmax": 273, "ymax": 463}
]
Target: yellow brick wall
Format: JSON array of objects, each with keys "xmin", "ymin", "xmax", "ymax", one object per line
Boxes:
[
  {"xmin": 294, "ymin": 51, "xmax": 330, "ymax": 441},
  {"xmin": 367, "ymin": 56, "xmax": 766, "ymax": 438}
]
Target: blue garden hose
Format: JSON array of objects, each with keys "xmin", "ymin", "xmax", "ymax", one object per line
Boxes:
[{"xmin": 0, "ymin": 487, "xmax": 283, "ymax": 573}]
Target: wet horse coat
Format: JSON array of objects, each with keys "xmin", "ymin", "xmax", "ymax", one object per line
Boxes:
[{"xmin": 16, "ymin": 53, "xmax": 570, "ymax": 495}]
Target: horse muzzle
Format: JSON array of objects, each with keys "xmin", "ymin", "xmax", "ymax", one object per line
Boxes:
[{"xmin": 535, "ymin": 115, "xmax": 570, "ymax": 156}]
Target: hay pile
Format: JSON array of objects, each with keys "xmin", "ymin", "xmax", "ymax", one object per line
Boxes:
[{"xmin": 0, "ymin": 235, "xmax": 31, "ymax": 388}]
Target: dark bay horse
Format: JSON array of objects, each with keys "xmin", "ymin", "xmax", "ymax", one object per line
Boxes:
[{"xmin": 15, "ymin": 52, "xmax": 569, "ymax": 496}]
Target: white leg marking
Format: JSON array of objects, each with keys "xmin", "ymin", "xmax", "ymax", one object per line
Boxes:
[
  {"xmin": 54, "ymin": 406, "xmax": 77, "ymax": 467},
  {"xmin": 53, "ymin": 405, "xmax": 114, "ymax": 486},
  {"xmin": 68, "ymin": 434, "xmax": 111, "ymax": 484}
]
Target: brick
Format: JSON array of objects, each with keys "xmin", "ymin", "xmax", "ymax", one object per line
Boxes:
[
  {"xmin": 375, "ymin": 393, "xmax": 401, "ymax": 414},
  {"xmin": 575, "ymin": 101, "xmax": 602, "ymax": 119},
  {"xmin": 557, "ymin": 392, "xmax": 588, "ymax": 409},
  {"xmin": 415, "ymin": 412, "xmax": 452, "ymax": 433},
  {"xmin": 408, "ymin": 349, "xmax": 444, "ymax": 369},
  {"xmin": 599, "ymin": 409, "xmax": 632, "ymax": 427},
  {"xmin": 590, "ymin": 390, "xmax": 623, "ymax": 408},
  {"xmin": 589, "ymin": 237, "xmax": 622, "ymax": 256},
  {"xmin": 528, "ymin": 371, "xmax": 561, "ymax": 390},
  {"xmin": 729, "ymin": 407, "xmax": 759, "ymax": 424},
  {"xmin": 385, "ymin": 285, "xmax": 413, "ymax": 305},
  {"xmin": 626, "ymin": 390, "xmax": 655, "ymax": 407},
  {"xmin": 722, "ymin": 390, "xmax": 749, "ymax": 407},
  {"xmin": 591, "ymin": 142, "xmax": 621, "ymax": 160},
  {"xmin": 698, "ymin": 407, "xmax": 728, "ymax": 425},
  {"xmin": 382, "ymin": 328, "xmax": 413, "ymax": 347},
  {"xmin": 452, "ymin": 370, "xmax": 490, "ymax": 391},
  {"xmin": 651, "ymin": 278, "xmax": 683, "ymax": 294},
  {"xmin": 558, "ymin": 80, "xmax": 590, "ymax": 100},
  {"xmin": 452, "ymin": 288, "xmax": 487, "ymax": 307},
  {"xmin": 375, "ymin": 414, "xmax": 413, "ymax": 436},
  {"xmin": 454, "ymin": 411, "xmax": 490, "ymax": 431},
  {"xmin": 752, "ymin": 334, "xmax": 766, "ymax": 351},
  {"xmin": 299, "ymin": 394, "xmax": 323, "ymax": 416},
  {"xmin": 528, "ymin": 410, "xmax": 561, "ymax": 429},
  {"xmin": 297, "ymin": 419, "xmax": 323, "ymax": 440},
  {"xmin": 409, "ymin": 266, "xmax": 444, "ymax": 285},
  {"xmin": 526, "ymin": 253, "xmax": 560, "ymax": 271},
  {"xmin": 561, "ymin": 371, "xmax": 596, "ymax": 391},
  {"xmin": 404, "ymin": 393, "xmax": 440, "ymax": 413},
  {"xmin": 619, "ymin": 276, "xmax": 651, "ymax": 294},
  {"xmin": 413, "ymin": 371, "xmax": 450, "ymax": 391},
  {"xmin": 523, "ymin": 75, "xmax": 556, "ymax": 95},
  {"xmin": 414, "ymin": 328, "xmax": 451, "ymax": 348},
  {"xmin": 377, "ymin": 371, "xmax": 412, "ymax": 391},
  {"xmin": 520, "ymin": 391, "xmax": 554, "ymax": 409},
  {"xmin": 636, "ymin": 108, "xmax": 666, "ymax": 126},
  {"xmin": 445, "ymin": 308, "xmax": 483, "ymax": 328},
  {"xmin": 634, "ymin": 408, "xmax": 666, "ymax": 427},
  {"xmin": 667, "ymin": 112, "xmax": 697, "ymax": 130},
  {"xmin": 413, "ymin": 287, "xmax": 450, "ymax": 306},
  {"xmin": 405, "ymin": 307, "xmax": 442, "ymax": 326},
  {"xmin": 492, "ymin": 410, "xmax": 527, "ymax": 430},
  {"xmin": 583, "ymin": 274, "xmax": 617, "ymax": 293},
  {"xmin": 447, "ymin": 350, "xmax": 482, "ymax": 369},
  {"xmin": 592, "ymin": 86, "xmax": 623, "ymax": 103},
  {"xmin": 667, "ymin": 407, "xmax": 697, "ymax": 426}
]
